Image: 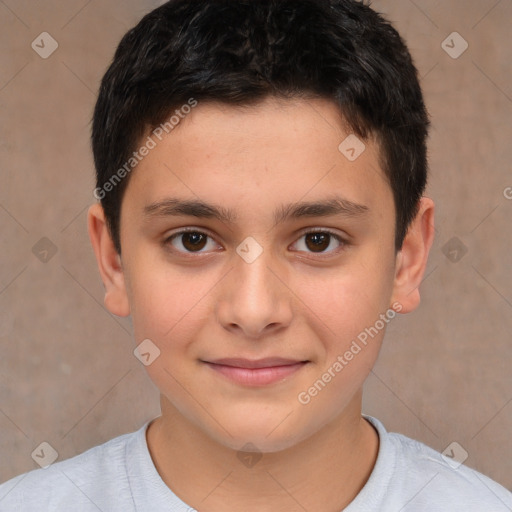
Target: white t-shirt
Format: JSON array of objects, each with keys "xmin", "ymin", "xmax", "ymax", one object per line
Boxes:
[{"xmin": 1, "ymin": 415, "xmax": 511, "ymax": 511}]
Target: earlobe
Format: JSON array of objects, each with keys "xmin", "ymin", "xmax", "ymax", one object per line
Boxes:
[
  {"xmin": 87, "ymin": 203, "xmax": 131, "ymax": 317},
  {"xmin": 390, "ymin": 197, "xmax": 435, "ymax": 314}
]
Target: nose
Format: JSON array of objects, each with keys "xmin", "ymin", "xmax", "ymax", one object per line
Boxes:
[{"xmin": 215, "ymin": 248, "xmax": 293, "ymax": 340}]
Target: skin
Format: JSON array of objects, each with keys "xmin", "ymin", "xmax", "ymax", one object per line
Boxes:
[{"xmin": 88, "ymin": 96, "xmax": 434, "ymax": 511}]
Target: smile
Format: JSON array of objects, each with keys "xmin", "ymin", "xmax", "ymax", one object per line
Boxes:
[{"xmin": 202, "ymin": 358, "xmax": 309, "ymax": 386}]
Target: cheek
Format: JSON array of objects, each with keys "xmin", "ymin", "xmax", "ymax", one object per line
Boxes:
[
  {"xmin": 294, "ymin": 266, "xmax": 393, "ymax": 416},
  {"xmin": 126, "ymin": 257, "xmax": 217, "ymax": 346},
  {"xmin": 296, "ymin": 259, "xmax": 394, "ymax": 349},
  {"xmin": 125, "ymin": 263, "xmax": 209, "ymax": 398}
]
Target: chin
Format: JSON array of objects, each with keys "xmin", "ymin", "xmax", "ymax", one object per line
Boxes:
[{"xmin": 205, "ymin": 414, "xmax": 313, "ymax": 454}]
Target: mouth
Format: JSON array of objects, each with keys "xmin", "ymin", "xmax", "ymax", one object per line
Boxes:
[{"xmin": 201, "ymin": 357, "xmax": 310, "ymax": 386}]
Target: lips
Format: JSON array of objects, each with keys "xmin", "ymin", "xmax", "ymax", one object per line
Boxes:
[
  {"xmin": 206, "ymin": 357, "xmax": 306, "ymax": 369},
  {"xmin": 202, "ymin": 357, "xmax": 309, "ymax": 386}
]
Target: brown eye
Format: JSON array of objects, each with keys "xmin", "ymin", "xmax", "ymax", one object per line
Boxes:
[
  {"xmin": 165, "ymin": 230, "xmax": 218, "ymax": 254},
  {"xmin": 292, "ymin": 230, "xmax": 346, "ymax": 255},
  {"xmin": 304, "ymin": 232, "xmax": 331, "ymax": 252},
  {"xmin": 181, "ymin": 232, "xmax": 208, "ymax": 251}
]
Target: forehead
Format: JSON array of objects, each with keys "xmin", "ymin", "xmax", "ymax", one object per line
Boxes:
[{"xmin": 122, "ymin": 96, "xmax": 393, "ymax": 226}]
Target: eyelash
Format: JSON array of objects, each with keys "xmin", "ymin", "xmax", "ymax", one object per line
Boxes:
[{"xmin": 162, "ymin": 227, "xmax": 349, "ymax": 258}]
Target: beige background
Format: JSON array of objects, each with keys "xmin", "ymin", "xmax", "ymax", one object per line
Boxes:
[{"xmin": 0, "ymin": 0, "xmax": 511, "ymax": 492}]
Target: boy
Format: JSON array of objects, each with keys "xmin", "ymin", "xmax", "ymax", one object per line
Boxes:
[{"xmin": 1, "ymin": 0, "xmax": 511, "ymax": 510}]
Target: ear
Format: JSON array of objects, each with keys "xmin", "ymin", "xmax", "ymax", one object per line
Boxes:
[
  {"xmin": 87, "ymin": 203, "xmax": 130, "ymax": 317},
  {"xmin": 390, "ymin": 197, "xmax": 435, "ymax": 313}
]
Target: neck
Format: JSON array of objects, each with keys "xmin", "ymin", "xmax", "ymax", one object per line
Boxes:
[{"xmin": 146, "ymin": 390, "xmax": 379, "ymax": 512}]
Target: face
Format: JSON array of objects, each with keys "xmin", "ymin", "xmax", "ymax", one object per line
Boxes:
[{"xmin": 96, "ymin": 97, "xmax": 411, "ymax": 452}]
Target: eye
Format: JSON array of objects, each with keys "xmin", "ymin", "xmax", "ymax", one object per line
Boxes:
[
  {"xmin": 163, "ymin": 228, "xmax": 348, "ymax": 257},
  {"xmin": 291, "ymin": 229, "xmax": 347, "ymax": 255},
  {"xmin": 164, "ymin": 229, "xmax": 220, "ymax": 254}
]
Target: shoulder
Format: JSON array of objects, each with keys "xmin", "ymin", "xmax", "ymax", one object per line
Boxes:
[
  {"xmin": 367, "ymin": 415, "xmax": 512, "ymax": 511},
  {"xmin": 0, "ymin": 425, "xmax": 146, "ymax": 512}
]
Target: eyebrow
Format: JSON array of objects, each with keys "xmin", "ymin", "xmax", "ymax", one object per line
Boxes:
[{"xmin": 144, "ymin": 195, "xmax": 370, "ymax": 225}]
